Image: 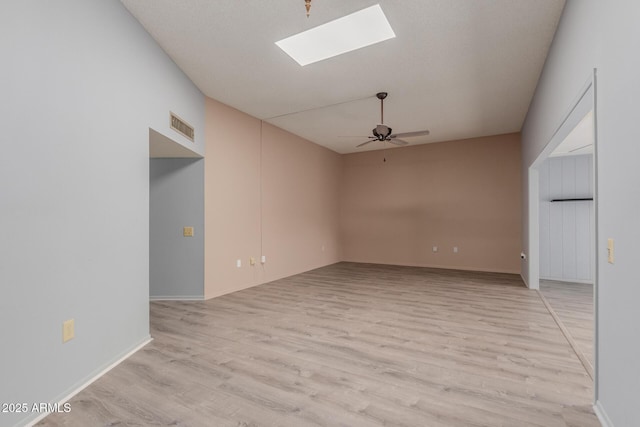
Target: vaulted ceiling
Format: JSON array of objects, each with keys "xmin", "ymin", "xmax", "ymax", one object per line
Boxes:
[{"xmin": 122, "ymin": 0, "xmax": 565, "ymax": 153}]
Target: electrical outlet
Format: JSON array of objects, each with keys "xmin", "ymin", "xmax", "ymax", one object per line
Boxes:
[
  {"xmin": 261, "ymin": 255, "xmax": 266, "ymax": 264},
  {"xmin": 63, "ymin": 319, "xmax": 75, "ymax": 343},
  {"xmin": 250, "ymin": 257, "xmax": 256, "ymax": 266},
  {"xmin": 183, "ymin": 226, "xmax": 194, "ymax": 237},
  {"xmin": 432, "ymin": 246, "xmax": 438, "ymax": 253},
  {"xmin": 453, "ymin": 246, "xmax": 459, "ymax": 253},
  {"xmin": 236, "ymin": 259, "xmax": 242, "ymax": 268}
]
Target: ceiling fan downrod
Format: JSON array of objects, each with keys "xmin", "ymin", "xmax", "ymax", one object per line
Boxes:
[{"xmin": 377, "ymin": 92, "xmax": 387, "ymax": 124}]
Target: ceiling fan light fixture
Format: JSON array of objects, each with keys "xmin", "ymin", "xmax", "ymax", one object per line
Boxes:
[
  {"xmin": 275, "ymin": 4, "xmax": 395, "ymax": 66},
  {"xmin": 374, "ymin": 124, "xmax": 391, "ymax": 139}
]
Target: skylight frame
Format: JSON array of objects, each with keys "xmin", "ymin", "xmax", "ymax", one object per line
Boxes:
[{"xmin": 275, "ymin": 4, "xmax": 396, "ymax": 66}]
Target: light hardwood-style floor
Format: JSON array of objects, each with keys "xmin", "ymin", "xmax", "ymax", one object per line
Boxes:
[
  {"xmin": 540, "ymin": 280, "xmax": 594, "ymax": 371},
  {"xmin": 38, "ymin": 263, "xmax": 599, "ymax": 427}
]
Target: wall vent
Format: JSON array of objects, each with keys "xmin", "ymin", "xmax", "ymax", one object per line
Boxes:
[{"xmin": 170, "ymin": 112, "xmax": 195, "ymax": 142}]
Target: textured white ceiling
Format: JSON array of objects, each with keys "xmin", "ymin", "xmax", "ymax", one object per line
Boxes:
[{"xmin": 121, "ymin": 0, "xmax": 565, "ymax": 154}]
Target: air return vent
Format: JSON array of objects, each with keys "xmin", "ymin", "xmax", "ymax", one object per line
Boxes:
[{"xmin": 170, "ymin": 112, "xmax": 194, "ymax": 142}]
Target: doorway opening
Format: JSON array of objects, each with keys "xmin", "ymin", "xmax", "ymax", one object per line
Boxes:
[
  {"xmin": 527, "ymin": 72, "xmax": 598, "ymax": 394},
  {"xmin": 149, "ymin": 128, "xmax": 204, "ymax": 300},
  {"xmin": 538, "ymin": 109, "xmax": 595, "ymax": 379}
]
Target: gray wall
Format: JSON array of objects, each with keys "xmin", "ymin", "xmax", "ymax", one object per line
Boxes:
[
  {"xmin": 150, "ymin": 159, "xmax": 204, "ymax": 299},
  {"xmin": 522, "ymin": 1, "xmax": 640, "ymax": 425},
  {"xmin": 539, "ymin": 154, "xmax": 594, "ymax": 283},
  {"xmin": 0, "ymin": 2, "xmax": 204, "ymax": 426}
]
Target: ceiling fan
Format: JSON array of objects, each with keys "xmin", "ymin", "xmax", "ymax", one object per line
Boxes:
[{"xmin": 356, "ymin": 92, "xmax": 430, "ymax": 148}]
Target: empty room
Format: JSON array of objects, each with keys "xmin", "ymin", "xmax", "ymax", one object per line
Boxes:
[{"xmin": 2, "ymin": 1, "xmax": 639, "ymax": 427}]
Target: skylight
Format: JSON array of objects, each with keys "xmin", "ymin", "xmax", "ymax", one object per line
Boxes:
[{"xmin": 275, "ymin": 4, "xmax": 396, "ymax": 66}]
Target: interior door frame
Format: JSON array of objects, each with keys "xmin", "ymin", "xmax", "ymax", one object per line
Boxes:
[{"xmin": 527, "ymin": 69, "xmax": 599, "ymax": 401}]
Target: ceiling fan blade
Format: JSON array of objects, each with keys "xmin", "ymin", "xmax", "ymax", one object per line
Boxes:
[
  {"xmin": 338, "ymin": 135, "xmax": 370, "ymax": 138},
  {"xmin": 388, "ymin": 138, "xmax": 409, "ymax": 146},
  {"xmin": 389, "ymin": 130, "xmax": 430, "ymax": 139},
  {"xmin": 356, "ymin": 140, "xmax": 375, "ymax": 148}
]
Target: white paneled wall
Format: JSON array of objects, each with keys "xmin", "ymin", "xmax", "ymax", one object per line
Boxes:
[{"xmin": 539, "ymin": 154, "xmax": 594, "ymax": 283}]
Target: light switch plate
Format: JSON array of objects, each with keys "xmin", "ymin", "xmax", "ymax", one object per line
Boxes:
[
  {"xmin": 607, "ymin": 238, "xmax": 614, "ymax": 264},
  {"xmin": 183, "ymin": 226, "xmax": 194, "ymax": 237},
  {"xmin": 63, "ymin": 319, "xmax": 75, "ymax": 343}
]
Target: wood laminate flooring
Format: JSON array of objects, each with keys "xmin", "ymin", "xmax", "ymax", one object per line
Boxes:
[
  {"xmin": 38, "ymin": 263, "xmax": 599, "ymax": 427},
  {"xmin": 539, "ymin": 280, "xmax": 594, "ymax": 371}
]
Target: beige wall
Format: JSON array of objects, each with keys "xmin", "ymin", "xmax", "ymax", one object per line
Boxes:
[
  {"xmin": 205, "ymin": 98, "xmax": 521, "ymax": 298},
  {"xmin": 261, "ymin": 124, "xmax": 342, "ymax": 281},
  {"xmin": 340, "ymin": 133, "xmax": 522, "ymax": 274},
  {"xmin": 204, "ymin": 97, "xmax": 342, "ymax": 299}
]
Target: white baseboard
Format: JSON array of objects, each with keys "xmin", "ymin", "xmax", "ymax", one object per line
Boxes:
[
  {"xmin": 150, "ymin": 295, "xmax": 205, "ymax": 301},
  {"xmin": 594, "ymin": 400, "xmax": 614, "ymax": 427},
  {"xmin": 24, "ymin": 337, "xmax": 152, "ymax": 427},
  {"xmin": 342, "ymin": 260, "xmax": 520, "ymax": 275},
  {"xmin": 540, "ymin": 276, "xmax": 594, "ymax": 285}
]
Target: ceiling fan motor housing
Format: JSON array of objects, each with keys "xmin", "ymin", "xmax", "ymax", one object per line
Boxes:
[{"xmin": 373, "ymin": 124, "xmax": 392, "ymax": 140}]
